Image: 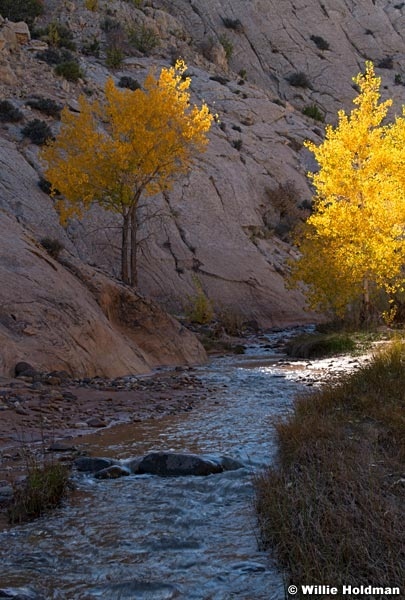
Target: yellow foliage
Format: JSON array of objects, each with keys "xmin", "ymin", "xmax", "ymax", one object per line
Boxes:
[
  {"xmin": 40, "ymin": 61, "xmax": 213, "ymax": 285},
  {"xmin": 290, "ymin": 62, "xmax": 405, "ymax": 320}
]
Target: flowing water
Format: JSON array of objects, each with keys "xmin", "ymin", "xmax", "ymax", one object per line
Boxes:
[{"xmin": 0, "ymin": 329, "xmax": 347, "ymax": 600}]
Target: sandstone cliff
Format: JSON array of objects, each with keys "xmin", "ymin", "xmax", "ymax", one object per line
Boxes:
[{"xmin": 0, "ymin": 0, "xmax": 404, "ymax": 374}]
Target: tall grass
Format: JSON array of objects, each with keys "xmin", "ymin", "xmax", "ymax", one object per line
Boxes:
[{"xmin": 255, "ymin": 341, "xmax": 405, "ymax": 594}]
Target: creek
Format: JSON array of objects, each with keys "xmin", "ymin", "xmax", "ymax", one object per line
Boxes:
[{"xmin": 0, "ymin": 328, "xmax": 355, "ymax": 600}]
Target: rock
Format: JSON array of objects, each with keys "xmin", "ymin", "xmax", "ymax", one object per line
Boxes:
[
  {"xmin": 94, "ymin": 465, "xmax": 131, "ymax": 479},
  {"xmin": 136, "ymin": 452, "xmax": 224, "ymax": 477},
  {"xmin": 74, "ymin": 457, "xmax": 117, "ymax": 473},
  {"xmin": 14, "ymin": 362, "xmax": 34, "ymax": 377},
  {"xmin": 122, "ymin": 457, "xmax": 142, "ymax": 473},
  {"xmin": 48, "ymin": 441, "xmax": 77, "ymax": 452},
  {"xmin": 216, "ymin": 456, "xmax": 245, "ymax": 471},
  {"xmin": 0, "ymin": 589, "xmax": 41, "ymax": 600},
  {"xmin": 0, "ymin": 480, "xmax": 13, "ymax": 503},
  {"xmin": 87, "ymin": 417, "xmax": 107, "ymax": 428}
]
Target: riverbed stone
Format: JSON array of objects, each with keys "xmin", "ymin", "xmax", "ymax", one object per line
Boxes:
[
  {"xmin": 0, "ymin": 588, "xmax": 42, "ymax": 599},
  {"xmin": 94, "ymin": 465, "xmax": 131, "ymax": 479},
  {"xmin": 136, "ymin": 452, "xmax": 224, "ymax": 477},
  {"xmin": 75, "ymin": 457, "xmax": 117, "ymax": 473}
]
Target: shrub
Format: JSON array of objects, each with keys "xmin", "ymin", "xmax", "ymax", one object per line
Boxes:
[
  {"xmin": 232, "ymin": 139, "xmax": 243, "ymax": 150},
  {"xmin": 287, "ymin": 71, "xmax": 311, "ymax": 88},
  {"xmin": 219, "ymin": 34, "xmax": 233, "ymax": 60},
  {"xmin": 302, "ymin": 103, "xmax": 325, "ymax": 122},
  {"xmin": 106, "ymin": 46, "xmax": 124, "ymax": 68},
  {"xmin": 21, "ymin": 119, "xmax": 53, "ymax": 145},
  {"xmin": 310, "ymin": 34, "xmax": 330, "ymax": 50},
  {"xmin": 81, "ymin": 37, "xmax": 100, "ymax": 57},
  {"xmin": 263, "ymin": 180, "xmax": 308, "ymax": 241},
  {"xmin": 221, "ymin": 17, "xmax": 244, "ymax": 33},
  {"xmin": 85, "ymin": 0, "xmax": 98, "ymax": 10},
  {"xmin": 33, "ymin": 22, "xmax": 76, "ymax": 51},
  {"xmin": 395, "ymin": 73, "xmax": 403, "ymax": 85},
  {"xmin": 37, "ymin": 176, "xmax": 53, "ymax": 195},
  {"xmin": 0, "ymin": 100, "xmax": 23, "ymax": 123},
  {"xmin": 40, "ymin": 237, "xmax": 65, "ymax": 259},
  {"xmin": 118, "ymin": 76, "xmax": 141, "ymax": 90},
  {"xmin": 186, "ymin": 277, "xmax": 214, "ymax": 324},
  {"xmin": 101, "ymin": 17, "xmax": 121, "ymax": 33},
  {"xmin": 8, "ymin": 460, "xmax": 70, "ymax": 524},
  {"xmin": 377, "ymin": 56, "xmax": 394, "ymax": 69},
  {"xmin": 54, "ymin": 60, "xmax": 83, "ymax": 82},
  {"xmin": 26, "ymin": 97, "xmax": 62, "ymax": 119},
  {"xmin": 36, "ymin": 48, "xmax": 74, "ymax": 66},
  {"xmin": 0, "ymin": 0, "xmax": 43, "ymax": 25},
  {"xmin": 216, "ymin": 309, "xmax": 246, "ymax": 336},
  {"xmin": 238, "ymin": 68, "xmax": 247, "ymax": 80},
  {"xmin": 127, "ymin": 24, "xmax": 159, "ymax": 54},
  {"xmin": 285, "ymin": 332, "xmax": 356, "ymax": 358}
]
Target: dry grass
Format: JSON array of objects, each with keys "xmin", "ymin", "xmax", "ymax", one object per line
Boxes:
[
  {"xmin": 8, "ymin": 455, "xmax": 71, "ymax": 524},
  {"xmin": 255, "ymin": 341, "xmax": 405, "ymax": 594}
]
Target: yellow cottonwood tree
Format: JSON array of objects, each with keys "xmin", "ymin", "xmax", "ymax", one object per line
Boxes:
[
  {"xmin": 290, "ymin": 62, "xmax": 405, "ymax": 322},
  {"xmin": 40, "ymin": 60, "xmax": 213, "ymax": 286}
]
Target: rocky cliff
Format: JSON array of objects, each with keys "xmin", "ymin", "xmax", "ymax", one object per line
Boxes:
[{"xmin": 0, "ymin": 0, "xmax": 404, "ymax": 375}]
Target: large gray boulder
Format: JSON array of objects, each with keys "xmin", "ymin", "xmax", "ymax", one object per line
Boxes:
[{"xmin": 135, "ymin": 452, "xmax": 243, "ymax": 477}]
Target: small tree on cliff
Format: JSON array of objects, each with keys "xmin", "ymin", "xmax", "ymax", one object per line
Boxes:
[
  {"xmin": 289, "ymin": 62, "xmax": 405, "ymax": 322},
  {"xmin": 40, "ymin": 60, "xmax": 213, "ymax": 287}
]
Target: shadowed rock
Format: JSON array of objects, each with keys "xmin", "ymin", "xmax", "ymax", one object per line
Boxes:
[
  {"xmin": 136, "ymin": 452, "xmax": 226, "ymax": 477},
  {"xmin": 75, "ymin": 457, "xmax": 118, "ymax": 473}
]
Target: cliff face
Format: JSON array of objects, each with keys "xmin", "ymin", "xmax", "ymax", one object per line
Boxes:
[{"xmin": 0, "ymin": 0, "xmax": 404, "ymax": 374}]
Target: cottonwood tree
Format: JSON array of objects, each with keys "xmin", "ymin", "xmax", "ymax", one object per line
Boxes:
[
  {"xmin": 289, "ymin": 62, "xmax": 405, "ymax": 323},
  {"xmin": 41, "ymin": 60, "xmax": 213, "ymax": 287}
]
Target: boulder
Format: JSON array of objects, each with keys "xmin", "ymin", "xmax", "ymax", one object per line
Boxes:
[
  {"xmin": 74, "ymin": 457, "xmax": 117, "ymax": 473},
  {"xmin": 136, "ymin": 452, "xmax": 224, "ymax": 477}
]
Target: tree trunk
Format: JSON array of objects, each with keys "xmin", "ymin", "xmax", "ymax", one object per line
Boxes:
[
  {"xmin": 121, "ymin": 212, "xmax": 130, "ymax": 285},
  {"xmin": 129, "ymin": 204, "xmax": 138, "ymax": 288},
  {"xmin": 360, "ymin": 277, "xmax": 371, "ymax": 326}
]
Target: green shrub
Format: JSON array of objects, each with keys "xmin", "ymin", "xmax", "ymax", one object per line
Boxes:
[
  {"xmin": 0, "ymin": 0, "xmax": 43, "ymax": 25},
  {"xmin": 0, "ymin": 100, "xmax": 24, "ymax": 123},
  {"xmin": 186, "ymin": 277, "xmax": 214, "ymax": 324},
  {"xmin": 287, "ymin": 71, "xmax": 311, "ymax": 88},
  {"xmin": 127, "ymin": 24, "xmax": 159, "ymax": 54},
  {"xmin": 310, "ymin": 34, "xmax": 330, "ymax": 50},
  {"xmin": 232, "ymin": 138, "xmax": 243, "ymax": 150},
  {"xmin": 106, "ymin": 46, "xmax": 124, "ymax": 68},
  {"xmin": 118, "ymin": 76, "xmax": 141, "ymax": 90},
  {"xmin": 219, "ymin": 34, "xmax": 233, "ymax": 60},
  {"xmin": 302, "ymin": 103, "xmax": 325, "ymax": 122},
  {"xmin": 33, "ymin": 22, "xmax": 76, "ymax": 51},
  {"xmin": 36, "ymin": 48, "xmax": 74, "ymax": 66},
  {"xmin": 21, "ymin": 119, "xmax": 53, "ymax": 145},
  {"xmin": 55, "ymin": 60, "xmax": 83, "ymax": 82},
  {"xmin": 285, "ymin": 332, "xmax": 356, "ymax": 358},
  {"xmin": 26, "ymin": 97, "xmax": 62, "ymax": 118}
]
